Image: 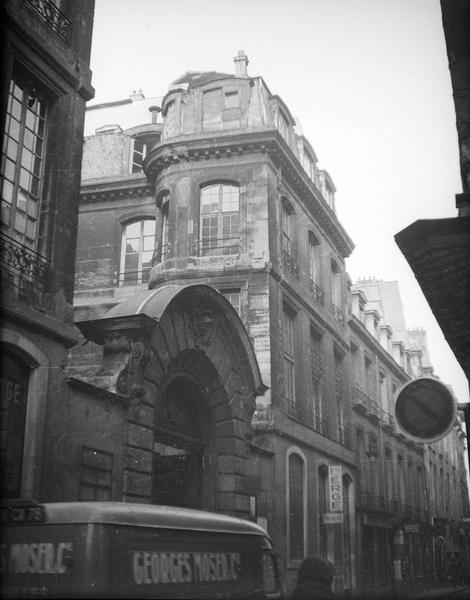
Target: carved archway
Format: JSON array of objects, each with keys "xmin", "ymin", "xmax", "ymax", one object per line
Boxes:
[{"xmin": 79, "ymin": 284, "xmax": 267, "ymax": 517}]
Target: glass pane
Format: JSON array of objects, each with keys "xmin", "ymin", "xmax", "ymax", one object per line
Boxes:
[
  {"xmin": 16, "ymin": 191, "xmax": 27, "ymax": 212},
  {"xmin": 143, "ymin": 220, "xmax": 155, "ymax": 236},
  {"xmin": 19, "ymin": 168, "xmax": 31, "ymax": 191},
  {"xmin": 143, "ymin": 235, "xmax": 154, "ymax": 251},
  {"xmin": 1, "ymin": 201, "xmax": 11, "ymax": 225},
  {"xmin": 11, "ymin": 99, "xmax": 22, "ymax": 120},
  {"xmin": 21, "ymin": 149, "xmax": 33, "ymax": 172},
  {"xmin": 30, "ymin": 176, "xmax": 40, "ymax": 197},
  {"xmin": 6, "ymin": 138, "xmax": 18, "ymax": 162},
  {"xmin": 1, "ymin": 180, "xmax": 14, "ymax": 204},
  {"xmin": 23, "ymin": 129, "xmax": 34, "ymax": 151},
  {"xmin": 124, "ymin": 253, "xmax": 139, "ymax": 273},
  {"xmin": 125, "ymin": 222, "xmax": 141, "ymax": 238},
  {"xmin": 27, "ymin": 198, "xmax": 38, "ymax": 218},
  {"xmin": 221, "ymin": 186, "xmax": 239, "ymax": 212},
  {"xmin": 3, "ymin": 158, "xmax": 16, "ymax": 182},
  {"xmin": 25, "ymin": 218, "xmax": 36, "ymax": 240},
  {"xmin": 13, "ymin": 82, "xmax": 23, "ymax": 101},
  {"xmin": 15, "ymin": 211, "xmax": 26, "ymax": 233},
  {"xmin": 142, "ymin": 251, "xmax": 153, "ymax": 268},
  {"xmin": 125, "ymin": 238, "xmax": 140, "ymax": 253},
  {"xmin": 8, "ymin": 117, "xmax": 20, "ymax": 141}
]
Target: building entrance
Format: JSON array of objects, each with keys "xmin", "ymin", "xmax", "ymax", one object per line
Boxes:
[{"xmin": 152, "ymin": 375, "xmax": 209, "ymax": 509}]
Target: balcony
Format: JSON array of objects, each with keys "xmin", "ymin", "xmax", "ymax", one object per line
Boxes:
[
  {"xmin": 282, "ymin": 249, "xmax": 299, "ymax": 278},
  {"xmin": 352, "ymin": 385, "xmax": 383, "ymax": 423},
  {"xmin": 26, "ymin": 0, "xmax": 72, "ymax": 44},
  {"xmin": 151, "ymin": 244, "xmax": 170, "ymax": 266},
  {"xmin": 194, "ymin": 237, "xmax": 240, "ymax": 258},
  {"xmin": 309, "ymin": 278, "xmax": 324, "ymax": 304},
  {"xmin": 0, "ymin": 233, "xmax": 50, "ymax": 307},
  {"xmin": 286, "ymin": 399, "xmax": 304, "ymax": 422}
]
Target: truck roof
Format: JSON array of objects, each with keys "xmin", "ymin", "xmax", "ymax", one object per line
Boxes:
[{"xmin": 28, "ymin": 502, "xmax": 269, "ymax": 537}]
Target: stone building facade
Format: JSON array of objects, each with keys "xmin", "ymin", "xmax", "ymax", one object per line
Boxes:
[
  {"xmin": 0, "ymin": 0, "xmax": 94, "ymax": 500},
  {"xmin": 66, "ymin": 54, "xmax": 469, "ymax": 596}
]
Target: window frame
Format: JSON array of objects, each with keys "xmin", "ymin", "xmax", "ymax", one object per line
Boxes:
[
  {"xmin": 199, "ymin": 182, "xmax": 240, "ymax": 257},
  {"xmin": 119, "ymin": 218, "xmax": 156, "ymax": 286},
  {"xmin": 286, "ymin": 448, "xmax": 308, "ymax": 564},
  {"xmin": 130, "ymin": 137, "xmax": 147, "ymax": 174},
  {"xmin": 1, "ymin": 72, "xmax": 49, "ymax": 249}
]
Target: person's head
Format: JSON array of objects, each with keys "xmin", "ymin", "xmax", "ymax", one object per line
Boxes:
[{"xmin": 296, "ymin": 555, "xmax": 335, "ymax": 591}]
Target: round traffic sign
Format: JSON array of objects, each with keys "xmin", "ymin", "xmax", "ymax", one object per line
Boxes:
[{"xmin": 394, "ymin": 377, "xmax": 457, "ymax": 443}]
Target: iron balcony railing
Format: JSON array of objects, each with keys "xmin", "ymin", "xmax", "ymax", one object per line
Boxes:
[
  {"xmin": 151, "ymin": 244, "xmax": 170, "ymax": 266},
  {"xmin": 309, "ymin": 278, "xmax": 324, "ymax": 304},
  {"xmin": 286, "ymin": 399, "xmax": 304, "ymax": 422},
  {"xmin": 282, "ymin": 249, "xmax": 299, "ymax": 278},
  {"xmin": 0, "ymin": 232, "xmax": 50, "ymax": 304},
  {"xmin": 26, "ymin": 0, "xmax": 72, "ymax": 44},
  {"xmin": 352, "ymin": 385, "xmax": 383, "ymax": 421},
  {"xmin": 195, "ymin": 237, "xmax": 240, "ymax": 258}
]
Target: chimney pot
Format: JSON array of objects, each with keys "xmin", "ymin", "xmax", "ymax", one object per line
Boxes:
[
  {"xmin": 234, "ymin": 50, "xmax": 249, "ymax": 78},
  {"xmin": 149, "ymin": 106, "xmax": 161, "ymax": 124}
]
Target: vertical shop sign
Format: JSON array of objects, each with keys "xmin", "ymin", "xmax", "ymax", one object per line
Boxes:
[{"xmin": 329, "ymin": 466, "xmax": 343, "ymax": 512}]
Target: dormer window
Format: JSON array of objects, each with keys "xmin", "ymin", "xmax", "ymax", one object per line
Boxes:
[{"xmin": 131, "ymin": 138, "xmax": 146, "ymax": 173}]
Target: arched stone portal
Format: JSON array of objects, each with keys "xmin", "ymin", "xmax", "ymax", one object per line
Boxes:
[{"xmin": 77, "ymin": 284, "xmax": 267, "ymax": 517}]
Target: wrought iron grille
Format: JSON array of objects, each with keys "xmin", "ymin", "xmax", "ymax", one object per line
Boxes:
[
  {"xmin": 0, "ymin": 233, "xmax": 50, "ymax": 303},
  {"xmin": 195, "ymin": 237, "xmax": 240, "ymax": 257},
  {"xmin": 287, "ymin": 399, "xmax": 304, "ymax": 422},
  {"xmin": 309, "ymin": 278, "xmax": 324, "ymax": 304},
  {"xmin": 151, "ymin": 244, "xmax": 170, "ymax": 266},
  {"xmin": 25, "ymin": 0, "xmax": 72, "ymax": 44},
  {"xmin": 352, "ymin": 385, "xmax": 383, "ymax": 421},
  {"xmin": 282, "ymin": 249, "xmax": 299, "ymax": 277}
]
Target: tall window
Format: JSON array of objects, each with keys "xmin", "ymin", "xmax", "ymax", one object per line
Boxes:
[
  {"xmin": 130, "ymin": 138, "xmax": 147, "ymax": 173},
  {"xmin": 334, "ymin": 350, "xmax": 345, "ymax": 444},
  {"xmin": 1, "ymin": 75, "xmax": 47, "ymax": 248},
  {"xmin": 281, "ymin": 199, "xmax": 293, "ymax": 255},
  {"xmin": 79, "ymin": 446, "xmax": 113, "ymax": 501},
  {"xmin": 120, "ymin": 219, "xmax": 155, "ymax": 285},
  {"xmin": 310, "ymin": 327, "xmax": 324, "ymax": 433},
  {"xmin": 283, "ymin": 304, "xmax": 296, "ymax": 413},
  {"xmin": 200, "ymin": 183, "xmax": 239, "ymax": 256},
  {"xmin": 288, "ymin": 451, "xmax": 306, "ymax": 561},
  {"xmin": 308, "ymin": 231, "xmax": 320, "ymax": 283}
]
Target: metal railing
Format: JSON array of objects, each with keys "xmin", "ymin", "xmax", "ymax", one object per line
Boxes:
[
  {"xmin": 26, "ymin": 0, "xmax": 72, "ymax": 44},
  {"xmin": 0, "ymin": 232, "xmax": 50, "ymax": 304},
  {"xmin": 286, "ymin": 399, "xmax": 304, "ymax": 422},
  {"xmin": 309, "ymin": 278, "xmax": 324, "ymax": 304},
  {"xmin": 151, "ymin": 244, "xmax": 170, "ymax": 266},
  {"xmin": 282, "ymin": 249, "xmax": 299, "ymax": 277},
  {"xmin": 352, "ymin": 385, "xmax": 382, "ymax": 421},
  {"xmin": 195, "ymin": 237, "xmax": 240, "ymax": 258}
]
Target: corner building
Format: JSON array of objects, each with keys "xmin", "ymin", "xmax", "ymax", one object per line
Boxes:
[
  {"xmin": 0, "ymin": 0, "xmax": 94, "ymax": 500},
  {"xmin": 70, "ymin": 53, "xmax": 357, "ymax": 594}
]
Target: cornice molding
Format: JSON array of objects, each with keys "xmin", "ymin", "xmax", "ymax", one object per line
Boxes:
[
  {"xmin": 145, "ymin": 130, "xmax": 354, "ymax": 258},
  {"xmin": 80, "ymin": 178, "xmax": 153, "ymax": 203}
]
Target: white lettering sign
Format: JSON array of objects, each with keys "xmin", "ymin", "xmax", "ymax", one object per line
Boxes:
[
  {"xmin": 329, "ymin": 466, "xmax": 343, "ymax": 512},
  {"xmin": 132, "ymin": 551, "xmax": 241, "ymax": 585},
  {"xmin": 322, "ymin": 512, "xmax": 344, "ymax": 524},
  {"xmin": 1, "ymin": 542, "xmax": 73, "ymax": 575}
]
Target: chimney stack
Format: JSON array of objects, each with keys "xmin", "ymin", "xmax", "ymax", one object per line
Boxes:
[
  {"xmin": 234, "ymin": 50, "xmax": 249, "ymax": 78},
  {"xmin": 149, "ymin": 105, "xmax": 161, "ymax": 124}
]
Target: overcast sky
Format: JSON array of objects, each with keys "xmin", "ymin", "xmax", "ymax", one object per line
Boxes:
[{"xmin": 88, "ymin": 0, "xmax": 468, "ymax": 402}]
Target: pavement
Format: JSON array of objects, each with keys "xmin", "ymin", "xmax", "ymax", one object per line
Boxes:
[{"xmin": 410, "ymin": 585, "xmax": 470, "ymax": 599}]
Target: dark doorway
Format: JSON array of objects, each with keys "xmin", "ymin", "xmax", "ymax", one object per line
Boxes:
[{"xmin": 152, "ymin": 376, "xmax": 209, "ymax": 509}]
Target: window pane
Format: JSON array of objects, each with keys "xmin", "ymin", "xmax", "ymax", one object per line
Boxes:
[
  {"xmin": 143, "ymin": 219, "xmax": 155, "ymax": 236},
  {"xmin": 221, "ymin": 186, "xmax": 239, "ymax": 212},
  {"xmin": 1, "ymin": 180, "xmax": 14, "ymax": 204},
  {"xmin": 125, "ymin": 238, "xmax": 140, "ymax": 254}
]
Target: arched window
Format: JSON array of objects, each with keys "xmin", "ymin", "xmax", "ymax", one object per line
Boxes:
[
  {"xmin": 287, "ymin": 450, "xmax": 307, "ymax": 562},
  {"xmin": 199, "ymin": 183, "xmax": 239, "ymax": 256},
  {"xmin": 120, "ymin": 219, "xmax": 155, "ymax": 285}
]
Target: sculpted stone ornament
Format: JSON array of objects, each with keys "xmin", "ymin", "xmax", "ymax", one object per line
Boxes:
[
  {"xmin": 117, "ymin": 340, "xmax": 153, "ymax": 403},
  {"xmin": 187, "ymin": 299, "xmax": 215, "ymax": 348}
]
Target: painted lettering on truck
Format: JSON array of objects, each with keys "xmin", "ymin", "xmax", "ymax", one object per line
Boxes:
[
  {"xmin": 132, "ymin": 551, "xmax": 241, "ymax": 585},
  {"xmin": 0, "ymin": 543, "xmax": 73, "ymax": 575}
]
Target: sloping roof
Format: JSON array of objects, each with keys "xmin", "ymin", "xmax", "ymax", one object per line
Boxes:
[{"xmin": 171, "ymin": 71, "xmax": 235, "ymax": 88}]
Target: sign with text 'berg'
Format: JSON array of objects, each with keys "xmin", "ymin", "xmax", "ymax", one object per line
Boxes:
[
  {"xmin": 394, "ymin": 377, "xmax": 457, "ymax": 443},
  {"xmin": 329, "ymin": 466, "xmax": 343, "ymax": 512}
]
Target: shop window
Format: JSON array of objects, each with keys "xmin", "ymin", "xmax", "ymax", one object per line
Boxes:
[
  {"xmin": 287, "ymin": 450, "xmax": 306, "ymax": 561},
  {"xmin": 0, "ymin": 348, "xmax": 30, "ymax": 498},
  {"xmin": 1, "ymin": 72, "xmax": 48, "ymax": 249},
  {"xmin": 130, "ymin": 138, "xmax": 147, "ymax": 173},
  {"xmin": 79, "ymin": 446, "xmax": 113, "ymax": 501},
  {"xmin": 119, "ymin": 219, "xmax": 155, "ymax": 285},
  {"xmin": 199, "ymin": 183, "xmax": 239, "ymax": 256}
]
